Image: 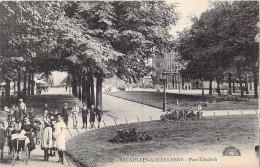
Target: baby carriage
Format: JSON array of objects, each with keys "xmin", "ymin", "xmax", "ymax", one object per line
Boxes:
[{"xmin": 9, "ymin": 130, "xmax": 30, "ymax": 166}]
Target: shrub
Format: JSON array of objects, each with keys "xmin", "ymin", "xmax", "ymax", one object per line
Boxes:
[
  {"xmin": 160, "ymin": 109, "xmax": 202, "ymax": 121},
  {"xmin": 109, "ymin": 128, "xmax": 152, "ymax": 143}
]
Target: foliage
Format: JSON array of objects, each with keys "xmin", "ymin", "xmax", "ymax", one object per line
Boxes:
[{"xmin": 175, "ymin": 1, "xmax": 259, "ymax": 83}]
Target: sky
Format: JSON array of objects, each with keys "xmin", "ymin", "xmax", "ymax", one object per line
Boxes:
[
  {"xmin": 167, "ymin": 0, "xmax": 210, "ymax": 37},
  {"xmin": 52, "ymin": 1, "xmax": 210, "ymax": 83}
]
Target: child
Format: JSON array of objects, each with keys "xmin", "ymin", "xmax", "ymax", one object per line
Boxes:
[{"xmin": 0, "ymin": 121, "xmax": 6, "ymax": 160}]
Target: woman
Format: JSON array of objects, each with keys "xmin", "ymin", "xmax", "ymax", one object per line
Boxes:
[
  {"xmin": 21, "ymin": 116, "xmax": 36, "ymax": 160},
  {"xmin": 41, "ymin": 111, "xmax": 53, "ymax": 160},
  {"xmin": 54, "ymin": 113, "xmax": 66, "ymax": 164}
]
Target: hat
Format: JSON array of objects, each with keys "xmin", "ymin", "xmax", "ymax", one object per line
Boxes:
[{"xmin": 19, "ymin": 99, "xmax": 23, "ymax": 102}]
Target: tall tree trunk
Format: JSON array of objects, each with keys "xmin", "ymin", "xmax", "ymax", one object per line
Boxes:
[
  {"xmin": 253, "ymin": 71, "xmax": 258, "ymax": 98},
  {"xmin": 96, "ymin": 74, "xmax": 103, "ymax": 110},
  {"xmin": 13, "ymin": 78, "xmax": 16, "ymax": 92},
  {"xmin": 28, "ymin": 72, "xmax": 31, "ymax": 96},
  {"xmin": 82, "ymin": 74, "xmax": 86, "ymax": 103},
  {"xmin": 228, "ymin": 73, "xmax": 232, "ymax": 95},
  {"xmin": 233, "ymin": 81, "xmax": 235, "ymax": 93},
  {"xmin": 78, "ymin": 75, "xmax": 82, "ymax": 101},
  {"xmin": 201, "ymin": 79, "xmax": 204, "ymax": 98},
  {"xmin": 5, "ymin": 78, "xmax": 11, "ymax": 105},
  {"xmin": 72, "ymin": 74, "xmax": 78, "ymax": 97},
  {"xmin": 216, "ymin": 76, "xmax": 221, "ymax": 95},
  {"xmin": 245, "ymin": 73, "xmax": 249, "ymax": 94},
  {"xmin": 239, "ymin": 75, "xmax": 243, "ymax": 98},
  {"xmin": 209, "ymin": 77, "xmax": 212, "ymax": 94},
  {"xmin": 31, "ymin": 72, "xmax": 34, "ymax": 95},
  {"xmin": 17, "ymin": 71, "xmax": 21, "ymax": 98},
  {"xmin": 86, "ymin": 72, "xmax": 91, "ymax": 108},
  {"xmin": 23, "ymin": 71, "xmax": 27, "ymax": 96},
  {"xmin": 90, "ymin": 73, "xmax": 95, "ymax": 106}
]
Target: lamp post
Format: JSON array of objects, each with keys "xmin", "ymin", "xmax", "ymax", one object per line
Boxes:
[{"xmin": 162, "ymin": 70, "xmax": 167, "ymax": 112}]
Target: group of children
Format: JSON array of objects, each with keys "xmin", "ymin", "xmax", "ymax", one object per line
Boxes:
[
  {"xmin": 0, "ymin": 100, "xmax": 104, "ymax": 164},
  {"xmin": 61, "ymin": 102, "xmax": 103, "ymax": 129},
  {"xmin": 41, "ymin": 108, "xmax": 66, "ymax": 164},
  {"xmin": 0, "ymin": 99, "xmax": 37, "ymax": 161}
]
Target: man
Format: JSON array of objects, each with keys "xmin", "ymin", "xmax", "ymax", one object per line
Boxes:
[
  {"xmin": 81, "ymin": 104, "xmax": 88, "ymax": 129},
  {"xmin": 71, "ymin": 103, "xmax": 79, "ymax": 129},
  {"xmin": 61, "ymin": 103, "xmax": 69, "ymax": 129},
  {"xmin": 54, "ymin": 113, "xmax": 66, "ymax": 164},
  {"xmin": 95, "ymin": 106, "xmax": 103, "ymax": 128}
]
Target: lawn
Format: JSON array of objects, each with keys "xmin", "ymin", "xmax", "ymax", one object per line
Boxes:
[
  {"xmin": 106, "ymin": 91, "xmax": 258, "ymax": 110},
  {"xmin": 66, "ymin": 115, "xmax": 258, "ymax": 167}
]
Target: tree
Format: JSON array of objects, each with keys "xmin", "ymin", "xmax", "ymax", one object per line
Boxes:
[{"xmin": 175, "ymin": 1, "xmax": 258, "ymax": 97}]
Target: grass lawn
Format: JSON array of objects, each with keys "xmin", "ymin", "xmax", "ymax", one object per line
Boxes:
[
  {"xmin": 106, "ymin": 91, "xmax": 258, "ymax": 110},
  {"xmin": 66, "ymin": 115, "xmax": 258, "ymax": 167}
]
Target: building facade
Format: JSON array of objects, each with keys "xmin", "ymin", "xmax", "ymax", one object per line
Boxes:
[{"xmin": 152, "ymin": 51, "xmax": 193, "ymax": 90}]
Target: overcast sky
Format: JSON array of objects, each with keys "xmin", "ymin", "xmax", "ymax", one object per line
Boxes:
[{"xmin": 167, "ymin": 0, "xmax": 210, "ymax": 37}]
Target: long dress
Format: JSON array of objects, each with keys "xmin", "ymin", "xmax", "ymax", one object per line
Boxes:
[
  {"xmin": 41, "ymin": 116, "xmax": 53, "ymax": 150},
  {"xmin": 54, "ymin": 121, "xmax": 66, "ymax": 151},
  {"xmin": 21, "ymin": 123, "xmax": 36, "ymax": 151}
]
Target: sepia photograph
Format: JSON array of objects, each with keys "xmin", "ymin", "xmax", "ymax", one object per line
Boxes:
[{"xmin": 0, "ymin": 0, "xmax": 259, "ymax": 167}]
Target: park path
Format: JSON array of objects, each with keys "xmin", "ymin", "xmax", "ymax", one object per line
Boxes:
[{"xmin": 0, "ymin": 88, "xmax": 257, "ymax": 167}]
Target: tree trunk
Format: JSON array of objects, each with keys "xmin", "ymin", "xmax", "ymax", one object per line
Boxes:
[
  {"xmin": 86, "ymin": 73, "xmax": 91, "ymax": 108},
  {"xmin": 31, "ymin": 72, "xmax": 34, "ymax": 95},
  {"xmin": 13, "ymin": 78, "xmax": 16, "ymax": 92},
  {"xmin": 209, "ymin": 77, "xmax": 212, "ymax": 94},
  {"xmin": 82, "ymin": 74, "xmax": 86, "ymax": 103},
  {"xmin": 96, "ymin": 74, "xmax": 103, "ymax": 110},
  {"xmin": 28, "ymin": 72, "xmax": 31, "ymax": 96},
  {"xmin": 201, "ymin": 79, "xmax": 204, "ymax": 98},
  {"xmin": 72, "ymin": 74, "xmax": 78, "ymax": 97},
  {"xmin": 253, "ymin": 71, "xmax": 258, "ymax": 98},
  {"xmin": 233, "ymin": 81, "xmax": 235, "ymax": 93},
  {"xmin": 90, "ymin": 73, "xmax": 95, "ymax": 106},
  {"xmin": 17, "ymin": 71, "xmax": 21, "ymax": 98},
  {"xmin": 23, "ymin": 71, "xmax": 27, "ymax": 96},
  {"xmin": 228, "ymin": 73, "xmax": 232, "ymax": 95},
  {"xmin": 239, "ymin": 76, "xmax": 243, "ymax": 98},
  {"xmin": 78, "ymin": 75, "xmax": 82, "ymax": 101},
  {"xmin": 245, "ymin": 73, "xmax": 249, "ymax": 94},
  {"xmin": 216, "ymin": 76, "xmax": 221, "ymax": 95},
  {"xmin": 5, "ymin": 78, "xmax": 11, "ymax": 105}
]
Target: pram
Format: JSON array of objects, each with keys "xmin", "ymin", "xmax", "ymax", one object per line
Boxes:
[{"xmin": 9, "ymin": 132, "xmax": 30, "ymax": 166}]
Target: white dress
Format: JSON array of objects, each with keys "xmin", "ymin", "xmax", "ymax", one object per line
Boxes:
[{"xmin": 54, "ymin": 121, "xmax": 66, "ymax": 151}]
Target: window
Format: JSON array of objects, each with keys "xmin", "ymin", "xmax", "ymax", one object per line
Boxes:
[{"xmin": 156, "ymin": 62, "xmax": 160, "ymax": 67}]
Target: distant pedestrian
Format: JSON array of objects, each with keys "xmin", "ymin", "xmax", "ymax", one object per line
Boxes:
[
  {"xmin": 61, "ymin": 103, "xmax": 69, "ymax": 129},
  {"xmin": 54, "ymin": 113, "xmax": 66, "ymax": 164},
  {"xmin": 71, "ymin": 103, "xmax": 79, "ymax": 129},
  {"xmin": 43, "ymin": 103, "xmax": 49, "ymax": 111},
  {"xmin": 95, "ymin": 106, "xmax": 103, "ymax": 128},
  {"xmin": 65, "ymin": 85, "xmax": 68, "ymax": 92},
  {"xmin": 0, "ymin": 121, "xmax": 6, "ymax": 160},
  {"xmin": 81, "ymin": 104, "xmax": 88, "ymax": 129},
  {"xmin": 18, "ymin": 98, "xmax": 26, "ymax": 119},
  {"xmin": 89, "ymin": 105, "xmax": 95, "ymax": 128}
]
